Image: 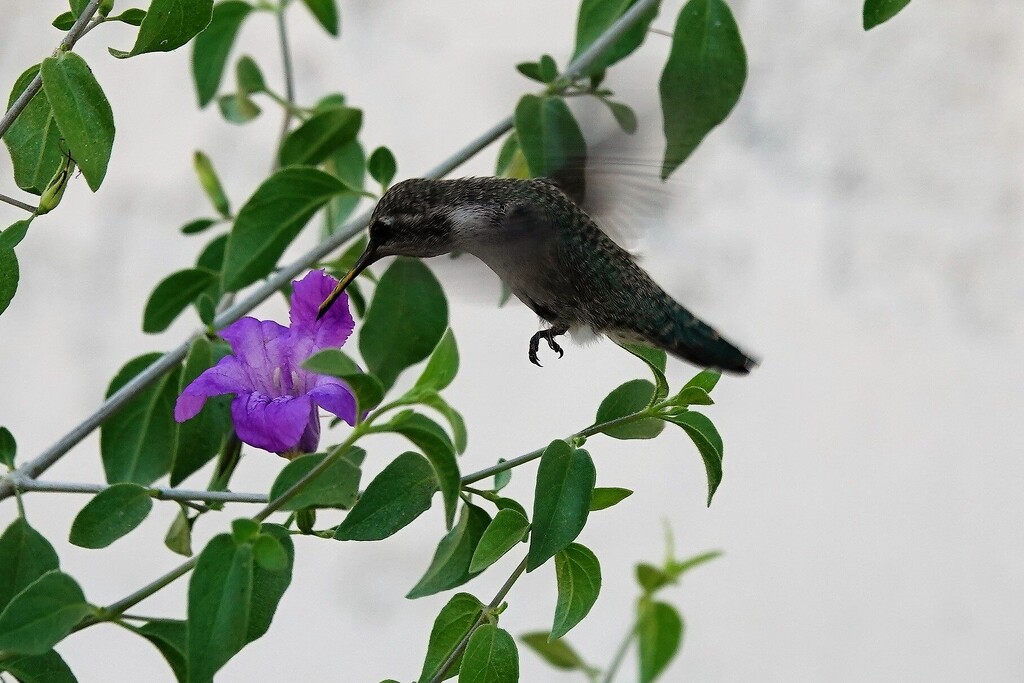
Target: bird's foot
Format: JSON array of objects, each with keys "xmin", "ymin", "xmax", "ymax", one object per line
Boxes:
[{"xmin": 529, "ymin": 327, "xmax": 567, "ymax": 367}]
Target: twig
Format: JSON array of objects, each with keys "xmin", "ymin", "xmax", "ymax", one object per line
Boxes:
[
  {"xmin": 0, "ymin": 192, "xmax": 35, "ymax": 214},
  {"xmin": 602, "ymin": 623, "xmax": 637, "ymax": 683},
  {"xmin": 9, "ymin": 477, "xmax": 268, "ymax": 504},
  {"xmin": 273, "ymin": 5, "xmax": 296, "ymax": 167},
  {"xmin": 0, "ymin": 0, "xmax": 103, "ymax": 139}
]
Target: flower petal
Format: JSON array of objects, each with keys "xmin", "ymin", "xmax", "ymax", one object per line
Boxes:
[
  {"xmin": 174, "ymin": 355, "xmax": 252, "ymax": 422},
  {"xmin": 289, "ymin": 269, "xmax": 355, "ymax": 350},
  {"xmin": 230, "ymin": 392, "xmax": 315, "ymax": 454},
  {"xmin": 220, "ymin": 317, "xmax": 290, "ymax": 395},
  {"xmin": 308, "ymin": 379, "xmax": 359, "ymax": 426}
]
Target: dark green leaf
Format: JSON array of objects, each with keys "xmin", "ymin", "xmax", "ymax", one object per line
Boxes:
[
  {"xmin": 0, "ymin": 219, "xmax": 32, "ymax": 250},
  {"xmin": 40, "ymin": 52, "xmax": 115, "ymax": 191},
  {"xmin": 417, "ymin": 593, "xmax": 485, "ymax": 683},
  {"xmin": 0, "ymin": 426, "xmax": 14, "ymax": 468},
  {"xmin": 268, "ymin": 450, "xmax": 362, "ymax": 510},
  {"xmin": 551, "ymin": 543, "xmax": 601, "ymax": 639},
  {"xmin": 3, "ymin": 66, "xmax": 62, "ymax": 195},
  {"xmin": 419, "ymin": 392, "xmax": 468, "ymax": 454},
  {"xmin": 659, "ymin": 0, "xmax": 746, "ymax": 178},
  {"xmin": 222, "ymin": 167, "xmax": 346, "ymax": 290},
  {"xmin": 193, "ymin": 150, "xmax": 231, "ymax": 216},
  {"xmin": 68, "ymin": 483, "xmax": 153, "ymax": 549},
  {"xmin": 670, "ymin": 411, "xmax": 722, "ymax": 461},
  {"xmin": 111, "ymin": 8, "xmax": 148, "ymax": 26},
  {"xmin": 495, "ymin": 132, "xmax": 519, "ymax": 175},
  {"xmin": 407, "ymin": 504, "xmax": 491, "ymax": 599},
  {"xmin": 142, "ymin": 268, "xmax": 217, "ymax": 333},
  {"xmin": 134, "ymin": 620, "xmax": 187, "ymax": 682},
  {"xmin": 52, "ymin": 12, "xmax": 76, "ymax": 30},
  {"xmin": 323, "ymin": 140, "xmax": 366, "ymax": 234},
  {"xmin": 388, "ymin": 412, "xmax": 460, "ymax": 528},
  {"xmin": 0, "ymin": 649, "xmax": 77, "ymax": 683},
  {"xmin": 515, "ymin": 62, "xmax": 544, "ymax": 83},
  {"xmin": 458, "ymin": 624, "xmax": 518, "ymax": 683},
  {"xmin": 603, "ymin": 99, "xmax": 638, "ymax": 134},
  {"xmin": 302, "ymin": 349, "xmax": 361, "ymax": 377},
  {"xmin": 111, "ymin": 0, "xmax": 215, "ymax": 59},
  {"xmin": 595, "ymin": 379, "xmax": 664, "ymax": 440},
  {"xmin": 414, "ymin": 328, "xmax": 459, "ymax": 392},
  {"xmin": 0, "ymin": 519, "xmax": 59, "ymax": 612},
  {"xmin": 673, "ymin": 386, "xmax": 713, "ymax": 406},
  {"xmin": 302, "ymin": 355, "xmax": 384, "ymax": 415},
  {"xmin": 0, "ymin": 246, "xmax": 17, "ymax": 316},
  {"xmin": 664, "ymin": 413, "xmax": 722, "ymax": 505},
  {"xmin": 180, "ymin": 217, "xmax": 218, "ymax": 235},
  {"xmin": 70, "ymin": 0, "xmax": 89, "ymax": 17},
  {"xmin": 101, "ymin": 353, "xmax": 182, "ymax": 485},
  {"xmin": 235, "ymin": 55, "xmax": 265, "ymax": 94},
  {"xmin": 618, "ymin": 343, "xmax": 669, "ymax": 402},
  {"xmin": 334, "ymin": 452, "xmax": 436, "ymax": 541},
  {"xmin": 278, "ymin": 107, "xmax": 362, "ymax": 168},
  {"xmin": 527, "ymin": 441, "xmax": 596, "ymax": 571},
  {"xmin": 171, "ymin": 336, "xmax": 230, "ymax": 486},
  {"xmin": 521, "ymin": 632, "xmax": 587, "ymax": 670},
  {"xmin": 253, "ymin": 534, "xmax": 288, "ymax": 571},
  {"xmin": 164, "ymin": 506, "xmax": 195, "ymax": 557},
  {"xmin": 589, "ymin": 487, "xmax": 633, "ymax": 511},
  {"xmin": 490, "ymin": 496, "xmax": 528, "ymax": 519},
  {"xmin": 217, "ymin": 92, "xmax": 260, "ymax": 123},
  {"xmin": 367, "ymin": 146, "xmax": 397, "ymax": 189},
  {"xmin": 0, "ymin": 571, "xmax": 91, "ymax": 656},
  {"xmin": 514, "ymin": 95, "xmax": 586, "ymax": 180},
  {"xmin": 537, "ymin": 54, "xmax": 558, "ymax": 82},
  {"xmin": 572, "ymin": 0, "xmax": 660, "ymax": 75},
  {"xmin": 300, "ymin": 0, "xmax": 339, "ymax": 35},
  {"xmin": 360, "ymin": 258, "xmax": 448, "ymax": 389},
  {"xmin": 864, "ymin": 0, "xmax": 912, "ymax": 29},
  {"xmin": 468, "ymin": 508, "xmax": 530, "ymax": 573},
  {"xmin": 682, "ymin": 367, "xmax": 721, "ymax": 394},
  {"xmin": 638, "ymin": 600, "xmax": 683, "ymax": 682},
  {"xmin": 246, "ymin": 524, "xmax": 293, "ymax": 642}
]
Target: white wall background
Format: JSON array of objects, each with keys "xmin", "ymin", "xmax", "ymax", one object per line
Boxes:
[{"xmin": 1, "ymin": 1, "xmax": 1022, "ymax": 681}]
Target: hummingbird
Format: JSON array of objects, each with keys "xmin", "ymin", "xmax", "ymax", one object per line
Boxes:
[{"xmin": 317, "ymin": 176, "xmax": 756, "ymax": 373}]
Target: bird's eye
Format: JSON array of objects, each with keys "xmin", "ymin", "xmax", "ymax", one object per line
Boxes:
[{"xmin": 372, "ymin": 216, "xmax": 393, "ymax": 240}]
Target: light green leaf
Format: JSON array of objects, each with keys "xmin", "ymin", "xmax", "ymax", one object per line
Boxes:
[
  {"xmin": 268, "ymin": 449, "xmax": 362, "ymax": 510},
  {"xmin": 673, "ymin": 385, "xmax": 713, "ymax": 406},
  {"xmin": 682, "ymin": 367, "xmax": 721, "ymax": 394},
  {"xmin": 253, "ymin": 534, "xmax": 288, "ymax": 572},
  {"xmin": 3, "ymin": 66, "xmax": 63, "ymax": 195},
  {"xmin": 551, "ymin": 543, "xmax": 601, "ymax": 639},
  {"xmin": 589, "ymin": 487, "xmax": 633, "ymax": 511},
  {"xmin": 638, "ymin": 599, "xmax": 683, "ymax": 682},
  {"xmin": 0, "ymin": 219, "xmax": 32, "ymax": 250},
  {"xmin": 0, "ymin": 519, "xmax": 60, "ymax": 612},
  {"xmin": 414, "ymin": 328, "xmax": 459, "ymax": 392},
  {"xmin": 302, "ymin": 349, "xmax": 360, "ymax": 377},
  {"xmin": 572, "ymin": 0, "xmax": 660, "ymax": 75},
  {"xmin": 39, "ymin": 52, "xmax": 115, "ymax": 191},
  {"xmin": 521, "ymin": 632, "xmax": 588, "ymax": 670},
  {"xmin": 359, "ymin": 258, "xmax": 448, "ymax": 389},
  {"xmin": 323, "ymin": 140, "xmax": 366, "ymax": 235},
  {"xmin": 666, "ymin": 550, "xmax": 721, "ymax": 580},
  {"xmin": 0, "ymin": 571, "xmax": 91, "ymax": 656},
  {"xmin": 635, "ymin": 562, "xmax": 673, "ymax": 593},
  {"xmin": 221, "ymin": 167, "xmax": 346, "ymax": 290},
  {"xmin": 659, "ymin": 0, "xmax": 746, "ymax": 178},
  {"xmin": 458, "ymin": 624, "xmax": 519, "ymax": 683},
  {"xmin": 595, "ymin": 379, "xmax": 664, "ymax": 440},
  {"xmin": 111, "ymin": 0, "xmax": 214, "ymax": 59},
  {"xmin": 367, "ymin": 146, "xmax": 397, "ymax": 189},
  {"xmin": 278, "ymin": 106, "xmax": 362, "ymax": 168},
  {"xmin": 407, "ymin": 504, "xmax": 490, "ymax": 599},
  {"xmin": 527, "ymin": 441, "xmax": 595, "ymax": 571},
  {"xmin": 142, "ymin": 268, "xmax": 217, "ymax": 333},
  {"xmin": 235, "ymin": 55, "xmax": 265, "ymax": 94},
  {"xmin": 417, "ymin": 593, "xmax": 485, "ymax": 683},
  {"xmin": 193, "ymin": 150, "xmax": 231, "ymax": 216},
  {"xmin": 514, "ymin": 94, "xmax": 586, "ymax": 180},
  {"xmin": 469, "ymin": 508, "xmax": 530, "ymax": 573},
  {"xmin": 864, "ymin": 0, "xmax": 912, "ymax": 30},
  {"xmin": 217, "ymin": 91, "xmax": 260, "ymax": 123},
  {"xmin": 334, "ymin": 452, "xmax": 436, "ymax": 541},
  {"xmin": 300, "ymin": 0, "xmax": 339, "ymax": 35},
  {"xmin": 603, "ymin": 98, "xmax": 638, "ymax": 134},
  {"xmin": 69, "ymin": 483, "xmax": 153, "ymax": 549}
]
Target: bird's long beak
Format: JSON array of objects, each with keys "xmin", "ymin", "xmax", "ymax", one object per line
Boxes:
[{"xmin": 316, "ymin": 243, "xmax": 380, "ymax": 320}]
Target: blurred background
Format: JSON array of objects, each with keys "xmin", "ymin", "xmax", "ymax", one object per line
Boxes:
[{"xmin": 1, "ymin": 0, "xmax": 1022, "ymax": 680}]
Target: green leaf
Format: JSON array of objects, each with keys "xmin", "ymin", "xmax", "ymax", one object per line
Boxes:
[
  {"xmin": 134, "ymin": 620, "xmax": 187, "ymax": 682},
  {"xmin": 367, "ymin": 146, "xmax": 397, "ymax": 189},
  {"xmin": 253, "ymin": 534, "xmax": 288, "ymax": 571},
  {"xmin": 419, "ymin": 392, "xmax": 468, "ymax": 454},
  {"xmin": 334, "ymin": 452, "xmax": 436, "ymax": 541},
  {"xmin": 268, "ymin": 450, "xmax": 362, "ymax": 510},
  {"xmin": 193, "ymin": 150, "xmax": 231, "ymax": 216},
  {"xmin": 527, "ymin": 441, "xmax": 596, "ymax": 571},
  {"xmin": 246, "ymin": 524, "xmax": 293, "ymax": 642},
  {"xmin": 863, "ymin": 0, "xmax": 912, "ymax": 30},
  {"xmin": 217, "ymin": 91, "xmax": 260, "ymax": 123},
  {"xmin": 360, "ymin": 258, "xmax": 449, "ymax": 389},
  {"xmin": 492, "ymin": 461, "xmax": 511, "ymax": 492},
  {"xmin": 111, "ymin": 0, "xmax": 215, "ymax": 59},
  {"xmin": 278, "ymin": 106, "xmax": 362, "ymax": 168},
  {"xmin": 101, "ymin": 353, "xmax": 182, "ymax": 485},
  {"xmin": 513, "ymin": 94, "xmax": 586, "ymax": 180},
  {"xmin": 520, "ymin": 632, "xmax": 587, "ymax": 670},
  {"xmin": 302, "ymin": 348, "xmax": 360, "ymax": 376},
  {"xmin": 458, "ymin": 624, "xmax": 519, "ymax": 683},
  {"xmin": 666, "ymin": 550, "xmax": 721, "ymax": 579},
  {"xmin": 222, "ymin": 167, "xmax": 346, "ymax": 290},
  {"xmin": 142, "ymin": 268, "xmax": 217, "ymax": 333},
  {"xmin": 388, "ymin": 412, "xmax": 460, "ymax": 529},
  {"xmin": 551, "ymin": 543, "xmax": 601, "ymax": 639},
  {"xmin": 235, "ymin": 55, "xmax": 265, "ymax": 94},
  {"xmin": 0, "ymin": 246, "xmax": 17, "ymax": 317},
  {"xmin": 180, "ymin": 217, "xmax": 218, "ymax": 235},
  {"xmin": 468, "ymin": 508, "xmax": 530, "ymax": 573},
  {"xmin": 0, "ymin": 571, "xmax": 91, "ymax": 656},
  {"xmin": 664, "ymin": 413, "xmax": 722, "ymax": 505},
  {"xmin": 670, "ymin": 411, "xmax": 722, "ymax": 461},
  {"xmin": 618, "ymin": 343, "xmax": 669, "ymax": 403},
  {"xmin": 300, "ymin": 0, "xmax": 339, "ymax": 35},
  {"xmin": 407, "ymin": 504, "xmax": 491, "ymax": 599},
  {"xmin": 414, "ymin": 328, "xmax": 459, "ymax": 393},
  {"xmin": 231, "ymin": 518, "xmax": 260, "ymax": 544},
  {"xmin": 537, "ymin": 54, "xmax": 558, "ymax": 83},
  {"xmin": 635, "ymin": 563, "xmax": 672, "ymax": 593},
  {"xmin": 52, "ymin": 12, "xmax": 77, "ymax": 30},
  {"xmin": 39, "ymin": 52, "xmax": 115, "ymax": 191},
  {"xmin": 171, "ymin": 336, "xmax": 230, "ymax": 486},
  {"xmin": 681, "ymin": 367, "xmax": 720, "ymax": 394},
  {"xmin": 0, "ymin": 426, "xmax": 14, "ymax": 468},
  {"xmin": 595, "ymin": 379, "xmax": 665, "ymax": 440},
  {"xmin": 323, "ymin": 140, "xmax": 366, "ymax": 234},
  {"xmin": 302, "ymin": 354, "xmax": 385, "ymax": 415},
  {"xmin": 68, "ymin": 483, "xmax": 153, "ymax": 549},
  {"xmin": 0, "ymin": 519, "xmax": 60, "ymax": 612},
  {"xmin": 638, "ymin": 600, "xmax": 683, "ymax": 682},
  {"xmin": 0, "ymin": 650, "xmax": 77, "ymax": 683},
  {"xmin": 603, "ymin": 98, "xmax": 638, "ymax": 134},
  {"xmin": 659, "ymin": 0, "xmax": 746, "ymax": 178},
  {"xmin": 495, "ymin": 132, "xmax": 528, "ymax": 179},
  {"xmin": 111, "ymin": 9, "xmax": 148, "ymax": 26},
  {"xmin": 417, "ymin": 593, "xmax": 485, "ymax": 683},
  {"xmin": 0, "ymin": 219, "xmax": 32, "ymax": 250},
  {"xmin": 3, "ymin": 66, "xmax": 63, "ymax": 195},
  {"xmin": 490, "ymin": 496, "xmax": 528, "ymax": 520},
  {"xmin": 589, "ymin": 487, "xmax": 633, "ymax": 511},
  {"xmin": 572, "ymin": 0, "xmax": 660, "ymax": 75},
  {"xmin": 164, "ymin": 506, "xmax": 195, "ymax": 557},
  {"xmin": 515, "ymin": 62, "xmax": 544, "ymax": 83},
  {"xmin": 673, "ymin": 386, "xmax": 713, "ymax": 406}
]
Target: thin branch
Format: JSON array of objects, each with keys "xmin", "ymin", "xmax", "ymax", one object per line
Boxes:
[
  {"xmin": 0, "ymin": 0, "xmax": 103, "ymax": 139},
  {"xmin": 9, "ymin": 477, "xmax": 268, "ymax": 504},
  {"xmin": 428, "ymin": 556, "xmax": 529, "ymax": 683},
  {"xmin": 602, "ymin": 623, "xmax": 637, "ymax": 683},
  {"xmin": 273, "ymin": 6, "xmax": 296, "ymax": 158},
  {"xmin": 0, "ymin": 192, "xmax": 36, "ymax": 214}
]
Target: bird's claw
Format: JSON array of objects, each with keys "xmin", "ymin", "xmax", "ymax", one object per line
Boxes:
[{"xmin": 529, "ymin": 329, "xmax": 566, "ymax": 367}]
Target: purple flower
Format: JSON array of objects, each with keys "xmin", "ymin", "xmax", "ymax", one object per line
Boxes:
[{"xmin": 174, "ymin": 270, "xmax": 358, "ymax": 456}]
